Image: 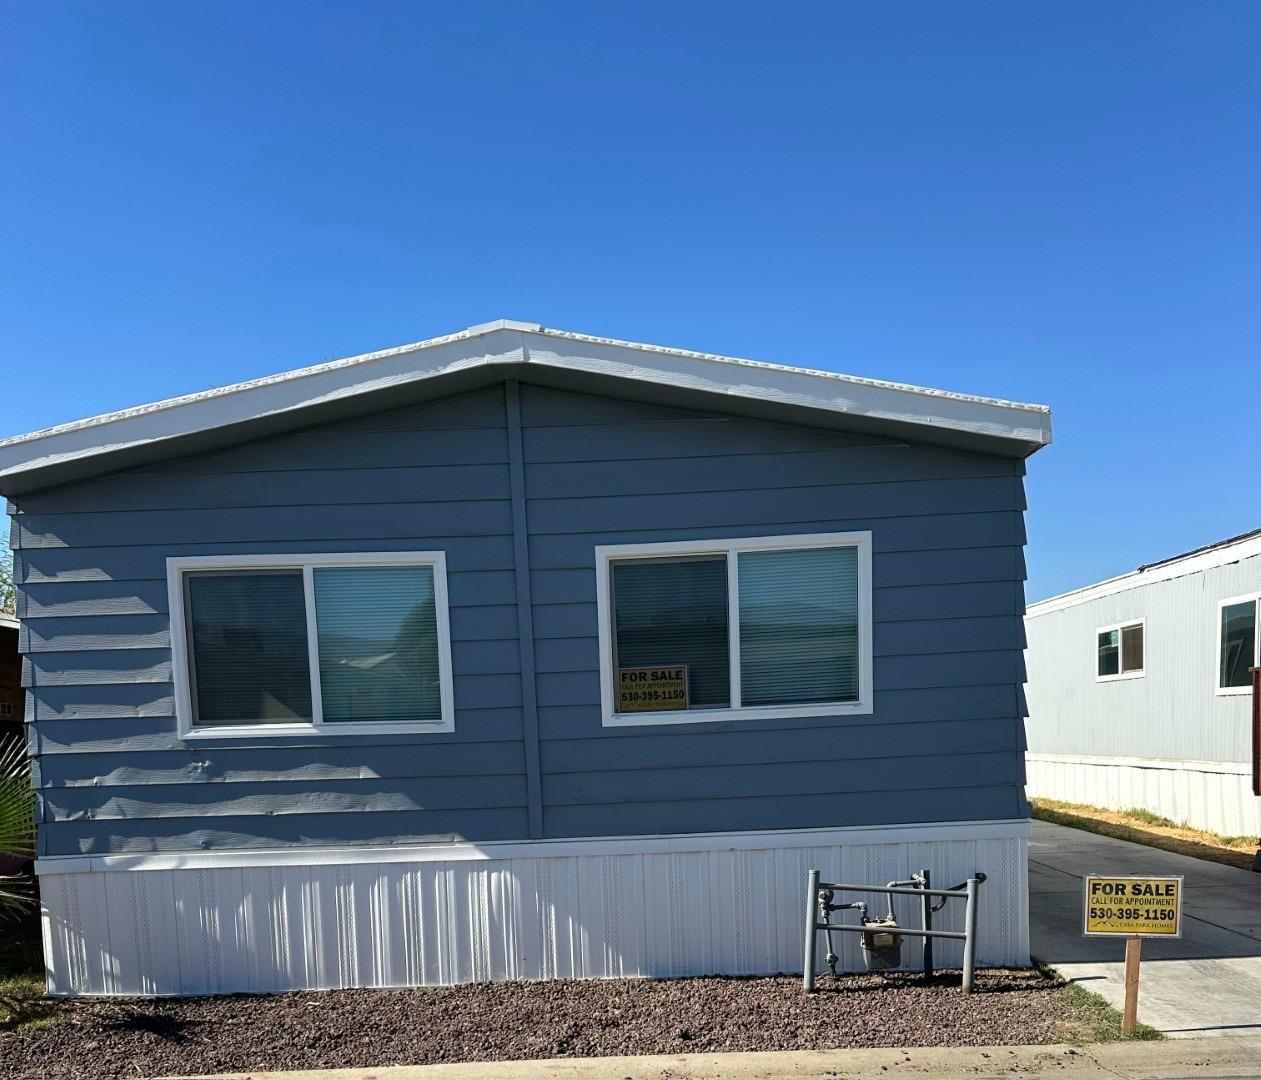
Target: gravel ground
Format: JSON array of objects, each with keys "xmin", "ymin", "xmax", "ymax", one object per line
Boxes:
[{"xmin": 2, "ymin": 970, "xmax": 1092, "ymax": 1080}]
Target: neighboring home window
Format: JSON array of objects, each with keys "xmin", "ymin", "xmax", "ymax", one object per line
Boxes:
[
  {"xmin": 1096, "ymin": 620, "xmax": 1144, "ymax": 681},
  {"xmin": 1218, "ymin": 593, "xmax": 1260, "ymax": 693},
  {"xmin": 168, "ymin": 553, "xmax": 454, "ymax": 737},
  {"xmin": 596, "ymin": 532, "xmax": 872, "ymax": 726}
]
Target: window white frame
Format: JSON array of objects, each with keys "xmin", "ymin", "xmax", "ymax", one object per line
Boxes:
[
  {"xmin": 595, "ymin": 531, "xmax": 873, "ymax": 727},
  {"xmin": 1094, "ymin": 618, "xmax": 1145, "ymax": 683},
  {"xmin": 168, "ymin": 552, "xmax": 455, "ymax": 739},
  {"xmin": 1215, "ymin": 590, "xmax": 1261, "ymax": 697}
]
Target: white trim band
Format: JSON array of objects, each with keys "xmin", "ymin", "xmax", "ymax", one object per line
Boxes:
[{"xmin": 36, "ymin": 817, "xmax": 1030, "ymax": 876}]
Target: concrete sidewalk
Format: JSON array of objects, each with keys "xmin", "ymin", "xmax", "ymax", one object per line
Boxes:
[
  {"xmin": 1029, "ymin": 818, "xmax": 1261, "ymax": 1038},
  {"xmin": 170, "ymin": 1038, "xmax": 1261, "ymax": 1079}
]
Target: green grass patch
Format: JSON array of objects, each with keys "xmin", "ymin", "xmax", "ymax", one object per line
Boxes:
[
  {"xmin": 1055, "ymin": 978, "xmax": 1164, "ymax": 1042},
  {"xmin": 1033, "ymin": 959, "xmax": 1162, "ymax": 1043},
  {"xmin": 1123, "ymin": 807, "xmax": 1178, "ymax": 829}
]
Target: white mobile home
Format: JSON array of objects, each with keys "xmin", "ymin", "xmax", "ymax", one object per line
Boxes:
[{"xmin": 1025, "ymin": 530, "xmax": 1261, "ymax": 837}]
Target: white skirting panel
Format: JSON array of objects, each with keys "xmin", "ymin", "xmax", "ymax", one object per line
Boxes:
[
  {"xmin": 37, "ymin": 820, "xmax": 1030, "ymax": 997},
  {"xmin": 1026, "ymin": 753, "xmax": 1261, "ymax": 837}
]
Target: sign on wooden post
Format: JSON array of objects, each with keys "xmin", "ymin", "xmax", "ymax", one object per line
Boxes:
[{"xmin": 1083, "ymin": 875, "xmax": 1183, "ymax": 1035}]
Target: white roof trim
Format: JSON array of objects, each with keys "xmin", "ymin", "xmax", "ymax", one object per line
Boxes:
[
  {"xmin": 1027, "ymin": 532, "xmax": 1261, "ymax": 618},
  {"xmin": 0, "ymin": 320, "xmax": 1051, "ymax": 492},
  {"xmin": 0, "ymin": 613, "xmax": 17, "ymax": 631}
]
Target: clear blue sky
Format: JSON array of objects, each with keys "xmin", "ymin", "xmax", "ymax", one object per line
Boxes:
[{"xmin": 3, "ymin": 2, "xmax": 1258, "ymax": 600}]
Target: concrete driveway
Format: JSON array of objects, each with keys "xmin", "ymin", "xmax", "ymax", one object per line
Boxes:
[{"xmin": 1029, "ymin": 818, "xmax": 1261, "ymax": 1038}]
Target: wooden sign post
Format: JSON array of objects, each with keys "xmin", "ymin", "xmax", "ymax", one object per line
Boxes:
[
  {"xmin": 1122, "ymin": 936, "xmax": 1142, "ymax": 1035},
  {"xmin": 1083, "ymin": 875, "xmax": 1183, "ymax": 1036}
]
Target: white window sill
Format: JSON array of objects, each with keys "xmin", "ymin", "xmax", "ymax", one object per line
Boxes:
[
  {"xmin": 1215, "ymin": 685, "xmax": 1254, "ymax": 698},
  {"xmin": 602, "ymin": 701, "xmax": 872, "ymax": 728},
  {"xmin": 180, "ymin": 721, "xmax": 454, "ymax": 740}
]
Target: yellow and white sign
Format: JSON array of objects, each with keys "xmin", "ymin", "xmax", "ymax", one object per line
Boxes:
[
  {"xmin": 617, "ymin": 665, "xmax": 688, "ymax": 712},
  {"xmin": 1083, "ymin": 875, "xmax": 1183, "ymax": 937}
]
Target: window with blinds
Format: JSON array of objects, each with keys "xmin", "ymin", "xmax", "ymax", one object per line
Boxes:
[
  {"xmin": 612, "ymin": 557, "xmax": 730, "ymax": 709},
  {"xmin": 739, "ymin": 546, "xmax": 860, "ymax": 707},
  {"xmin": 186, "ymin": 570, "xmax": 313, "ymax": 726},
  {"xmin": 600, "ymin": 533, "xmax": 870, "ymax": 724},
  {"xmin": 314, "ymin": 566, "xmax": 442, "ymax": 724},
  {"xmin": 175, "ymin": 554, "xmax": 452, "ymax": 735}
]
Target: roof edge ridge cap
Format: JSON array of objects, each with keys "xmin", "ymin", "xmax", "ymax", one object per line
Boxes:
[
  {"xmin": 526, "ymin": 326, "xmax": 1051, "ymax": 416},
  {"xmin": 0, "ymin": 321, "xmax": 527, "ymax": 450}
]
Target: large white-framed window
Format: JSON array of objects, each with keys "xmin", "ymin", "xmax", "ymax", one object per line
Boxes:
[
  {"xmin": 168, "ymin": 552, "xmax": 455, "ymax": 739},
  {"xmin": 1095, "ymin": 618, "xmax": 1145, "ymax": 682},
  {"xmin": 595, "ymin": 531, "xmax": 873, "ymax": 727},
  {"xmin": 1217, "ymin": 591, "xmax": 1260, "ymax": 696}
]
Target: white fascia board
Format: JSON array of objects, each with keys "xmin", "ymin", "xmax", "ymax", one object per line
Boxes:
[
  {"xmin": 523, "ymin": 328, "xmax": 1052, "ymax": 450},
  {"xmin": 34, "ymin": 817, "xmax": 1031, "ymax": 875},
  {"xmin": 0, "ymin": 326, "xmax": 528, "ymax": 489},
  {"xmin": 0, "ymin": 321, "xmax": 1051, "ymax": 493},
  {"xmin": 1027, "ymin": 533, "xmax": 1261, "ymax": 618}
]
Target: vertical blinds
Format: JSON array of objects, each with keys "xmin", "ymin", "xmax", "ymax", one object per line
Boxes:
[
  {"xmin": 612, "ymin": 557, "xmax": 730, "ymax": 709},
  {"xmin": 314, "ymin": 566, "xmax": 441, "ymax": 723},
  {"xmin": 739, "ymin": 547, "xmax": 860, "ymax": 707},
  {"xmin": 187, "ymin": 571, "xmax": 312, "ymax": 726}
]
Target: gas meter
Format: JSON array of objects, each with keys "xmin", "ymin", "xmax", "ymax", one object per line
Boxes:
[{"xmin": 859, "ymin": 915, "xmax": 902, "ymax": 971}]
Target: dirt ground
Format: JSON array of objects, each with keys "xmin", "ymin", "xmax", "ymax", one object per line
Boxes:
[
  {"xmin": 1029, "ymin": 798, "xmax": 1260, "ymax": 871},
  {"xmin": 1, "ymin": 969, "xmax": 1118, "ymax": 1080}
]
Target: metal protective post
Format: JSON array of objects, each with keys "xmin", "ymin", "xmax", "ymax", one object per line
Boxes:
[
  {"xmin": 961, "ymin": 875, "xmax": 978, "ymax": 993},
  {"xmin": 803, "ymin": 869, "xmax": 820, "ymax": 992},
  {"xmin": 920, "ymin": 869, "xmax": 933, "ymax": 978}
]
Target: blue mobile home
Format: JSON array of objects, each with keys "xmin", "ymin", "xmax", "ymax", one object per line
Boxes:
[{"xmin": 0, "ymin": 321, "xmax": 1050, "ymax": 995}]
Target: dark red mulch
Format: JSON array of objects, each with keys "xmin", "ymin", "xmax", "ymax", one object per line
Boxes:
[{"xmin": 2, "ymin": 970, "xmax": 1086, "ymax": 1080}]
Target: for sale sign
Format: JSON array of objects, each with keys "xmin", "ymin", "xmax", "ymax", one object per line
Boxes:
[
  {"xmin": 616, "ymin": 665, "xmax": 688, "ymax": 712},
  {"xmin": 1083, "ymin": 875, "xmax": 1183, "ymax": 937}
]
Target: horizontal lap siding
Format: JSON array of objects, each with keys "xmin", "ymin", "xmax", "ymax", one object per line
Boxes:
[
  {"xmin": 519, "ymin": 386, "xmax": 1028, "ymax": 837},
  {"xmin": 17, "ymin": 387, "xmax": 530, "ymax": 855},
  {"xmin": 16, "ymin": 379, "xmax": 1031, "ymax": 855}
]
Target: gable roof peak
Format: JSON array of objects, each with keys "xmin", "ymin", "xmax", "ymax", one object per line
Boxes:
[{"xmin": 0, "ymin": 320, "xmax": 1051, "ymax": 495}]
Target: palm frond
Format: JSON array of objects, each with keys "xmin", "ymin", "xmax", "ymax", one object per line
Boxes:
[
  {"xmin": 0, "ymin": 879, "xmax": 33, "ymax": 913},
  {"xmin": 0, "ymin": 736, "xmax": 34, "ymax": 861}
]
